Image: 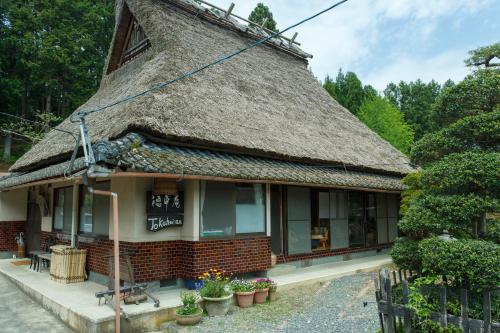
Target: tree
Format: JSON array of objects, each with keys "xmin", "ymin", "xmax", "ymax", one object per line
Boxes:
[
  {"xmin": 384, "ymin": 79, "xmax": 443, "ymax": 140},
  {"xmin": 430, "ymin": 69, "xmax": 499, "ymax": 129},
  {"xmin": 392, "ymin": 44, "xmax": 500, "ymax": 290},
  {"xmin": 357, "ymin": 96, "xmax": 414, "ymax": 155},
  {"xmin": 323, "ymin": 69, "xmax": 374, "ymax": 115},
  {"xmin": 465, "ymin": 42, "xmax": 500, "ymax": 68},
  {"xmin": 248, "ymin": 3, "xmax": 278, "ymax": 32},
  {"xmin": 0, "ymin": 0, "xmax": 114, "ymax": 161}
]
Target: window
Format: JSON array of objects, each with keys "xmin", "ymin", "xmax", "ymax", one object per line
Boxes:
[
  {"xmin": 200, "ymin": 181, "xmax": 266, "ymax": 237},
  {"xmin": 376, "ymin": 193, "xmax": 400, "ymax": 244},
  {"xmin": 53, "ymin": 187, "xmax": 73, "ymax": 233},
  {"xmin": 79, "ymin": 182, "xmax": 110, "ymax": 236}
]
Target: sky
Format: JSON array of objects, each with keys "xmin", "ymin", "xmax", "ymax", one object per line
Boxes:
[{"xmin": 212, "ymin": 0, "xmax": 500, "ymax": 91}]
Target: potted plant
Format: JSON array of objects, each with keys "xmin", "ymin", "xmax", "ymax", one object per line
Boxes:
[
  {"xmin": 176, "ymin": 291, "xmax": 203, "ymax": 325},
  {"xmin": 253, "ymin": 278, "xmax": 271, "ymax": 304},
  {"xmin": 268, "ymin": 279, "xmax": 277, "ymax": 301},
  {"xmin": 199, "ymin": 268, "xmax": 233, "ymax": 316},
  {"xmin": 230, "ymin": 279, "xmax": 255, "ymax": 308}
]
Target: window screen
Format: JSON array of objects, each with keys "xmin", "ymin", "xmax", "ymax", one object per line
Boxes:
[
  {"xmin": 53, "ymin": 187, "xmax": 73, "ymax": 232},
  {"xmin": 79, "ymin": 182, "xmax": 110, "ymax": 235}
]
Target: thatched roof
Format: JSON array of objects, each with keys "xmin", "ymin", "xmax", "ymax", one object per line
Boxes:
[
  {"xmin": 11, "ymin": 0, "xmax": 413, "ymax": 176},
  {"xmin": 0, "ymin": 133, "xmax": 405, "ymax": 191}
]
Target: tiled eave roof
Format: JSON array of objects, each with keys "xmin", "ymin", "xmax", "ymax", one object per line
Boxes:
[{"xmin": 0, "ymin": 133, "xmax": 406, "ymax": 192}]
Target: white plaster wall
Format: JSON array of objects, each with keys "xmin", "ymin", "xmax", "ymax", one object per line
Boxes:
[
  {"xmin": 110, "ymin": 177, "xmax": 198, "ymax": 242},
  {"xmin": 0, "ymin": 188, "xmax": 28, "ymax": 221}
]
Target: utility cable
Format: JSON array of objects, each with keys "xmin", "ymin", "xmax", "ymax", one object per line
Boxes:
[{"xmin": 75, "ymin": 0, "xmax": 349, "ymax": 118}]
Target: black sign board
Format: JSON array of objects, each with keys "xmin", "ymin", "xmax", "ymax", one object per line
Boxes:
[{"xmin": 146, "ymin": 191, "xmax": 184, "ymax": 232}]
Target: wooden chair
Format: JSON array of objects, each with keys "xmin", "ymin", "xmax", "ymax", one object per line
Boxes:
[
  {"xmin": 96, "ymin": 251, "xmax": 159, "ymax": 318},
  {"xmin": 29, "ymin": 236, "xmax": 57, "ymax": 272}
]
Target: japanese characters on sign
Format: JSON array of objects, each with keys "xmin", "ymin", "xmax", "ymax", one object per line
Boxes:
[{"xmin": 146, "ymin": 191, "xmax": 184, "ymax": 232}]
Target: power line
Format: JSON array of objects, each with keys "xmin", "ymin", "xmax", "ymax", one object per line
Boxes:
[
  {"xmin": 0, "ymin": 112, "xmax": 78, "ymax": 143},
  {"xmin": 74, "ymin": 0, "xmax": 349, "ymax": 119},
  {"xmin": 0, "ymin": 128, "xmax": 42, "ymax": 142}
]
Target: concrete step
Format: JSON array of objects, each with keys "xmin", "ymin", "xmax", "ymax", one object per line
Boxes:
[{"xmin": 265, "ymin": 264, "xmax": 297, "ymax": 277}]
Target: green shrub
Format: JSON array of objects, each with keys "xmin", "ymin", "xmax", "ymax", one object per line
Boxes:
[
  {"xmin": 419, "ymin": 152, "xmax": 500, "ymax": 196},
  {"xmin": 176, "ymin": 291, "xmax": 200, "ymax": 315},
  {"xmin": 399, "ymin": 194, "xmax": 499, "ymax": 238},
  {"xmin": 390, "ymin": 238, "xmax": 422, "ymax": 272},
  {"xmin": 485, "ymin": 217, "xmax": 500, "ymax": 244},
  {"xmin": 419, "ymin": 237, "xmax": 500, "ymax": 291}
]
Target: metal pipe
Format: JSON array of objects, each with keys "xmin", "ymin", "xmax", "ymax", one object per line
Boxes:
[{"xmin": 91, "ymin": 189, "xmax": 120, "ymax": 333}]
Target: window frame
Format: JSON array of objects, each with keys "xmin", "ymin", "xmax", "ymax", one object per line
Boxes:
[
  {"xmin": 199, "ymin": 181, "xmax": 267, "ymax": 239},
  {"xmin": 52, "ymin": 185, "xmax": 73, "ymax": 233},
  {"xmin": 78, "ymin": 181, "xmax": 111, "ymax": 237}
]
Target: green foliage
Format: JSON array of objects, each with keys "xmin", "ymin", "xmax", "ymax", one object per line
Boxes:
[
  {"xmin": 431, "ymin": 69, "xmax": 500, "ymax": 129},
  {"xmin": 198, "ymin": 269, "xmax": 231, "ymax": 298},
  {"xmin": 384, "ymin": 79, "xmax": 443, "ymax": 140},
  {"xmin": 176, "ymin": 291, "xmax": 201, "ymax": 315},
  {"xmin": 419, "ymin": 237, "xmax": 500, "ymax": 291},
  {"xmin": 390, "ymin": 238, "xmax": 422, "ymax": 271},
  {"xmin": 323, "ymin": 69, "xmax": 375, "ymax": 115},
  {"xmin": 248, "ymin": 3, "xmax": 278, "ymax": 32},
  {"xmin": 0, "ymin": 0, "xmax": 114, "ymax": 159},
  {"xmin": 411, "ymin": 109, "xmax": 500, "ymax": 166},
  {"xmin": 419, "ymin": 152, "xmax": 500, "ymax": 196},
  {"xmin": 400, "ymin": 193, "xmax": 499, "ymax": 238},
  {"xmin": 485, "ymin": 217, "xmax": 500, "ymax": 243},
  {"xmin": 357, "ymin": 96, "xmax": 414, "ymax": 154},
  {"xmin": 465, "ymin": 42, "xmax": 500, "ymax": 68},
  {"xmin": 400, "ymin": 172, "xmax": 422, "ymax": 216}
]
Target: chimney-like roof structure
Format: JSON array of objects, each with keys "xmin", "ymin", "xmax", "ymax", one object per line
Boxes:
[{"xmin": 10, "ymin": 0, "xmax": 413, "ymax": 177}]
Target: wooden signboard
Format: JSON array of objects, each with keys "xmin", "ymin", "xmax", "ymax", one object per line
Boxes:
[{"xmin": 146, "ymin": 191, "xmax": 184, "ymax": 232}]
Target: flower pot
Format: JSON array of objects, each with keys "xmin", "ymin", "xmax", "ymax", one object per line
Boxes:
[
  {"xmin": 202, "ymin": 293, "xmax": 233, "ymax": 316},
  {"xmin": 268, "ymin": 289, "xmax": 277, "ymax": 301},
  {"xmin": 235, "ymin": 291, "xmax": 255, "ymax": 308},
  {"xmin": 254, "ymin": 288, "xmax": 269, "ymax": 304},
  {"xmin": 176, "ymin": 308, "xmax": 203, "ymax": 325}
]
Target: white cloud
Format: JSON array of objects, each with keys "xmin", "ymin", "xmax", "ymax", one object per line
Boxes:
[
  {"xmin": 362, "ymin": 49, "xmax": 473, "ymax": 90},
  {"xmin": 212, "ymin": 0, "xmax": 492, "ymax": 88}
]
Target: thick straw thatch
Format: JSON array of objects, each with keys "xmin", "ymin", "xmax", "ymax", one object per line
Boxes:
[{"xmin": 12, "ymin": 0, "xmax": 413, "ymax": 176}]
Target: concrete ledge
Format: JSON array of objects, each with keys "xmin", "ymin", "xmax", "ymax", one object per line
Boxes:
[{"xmin": 0, "ymin": 259, "xmax": 183, "ymax": 333}]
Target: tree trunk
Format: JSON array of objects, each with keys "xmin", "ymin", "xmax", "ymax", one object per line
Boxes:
[{"xmin": 2, "ymin": 133, "xmax": 12, "ymax": 161}]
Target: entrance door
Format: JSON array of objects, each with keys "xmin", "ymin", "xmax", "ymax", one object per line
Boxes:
[
  {"xmin": 25, "ymin": 191, "xmax": 42, "ymax": 252},
  {"xmin": 348, "ymin": 192, "xmax": 365, "ymax": 247}
]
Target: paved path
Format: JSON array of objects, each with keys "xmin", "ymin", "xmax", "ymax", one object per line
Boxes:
[{"xmin": 0, "ymin": 272, "xmax": 73, "ymax": 333}]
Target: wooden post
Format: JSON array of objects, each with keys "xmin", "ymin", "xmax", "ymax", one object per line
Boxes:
[
  {"xmin": 392, "ymin": 271, "xmax": 398, "ymax": 286},
  {"xmin": 483, "ymin": 291, "xmax": 491, "ymax": 333},
  {"xmin": 440, "ymin": 286, "xmax": 447, "ymax": 327},
  {"xmin": 374, "ymin": 278, "xmax": 384, "ymax": 333},
  {"xmin": 402, "ymin": 280, "xmax": 411, "ymax": 333},
  {"xmin": 380, "ymin": 269, "xmax": 395, "ymax": 333},
  {"xmin": 461, "ymin": 288, "xmax": 469, "ymax": 333},
  {"xmin": 224, "ymin": 3, "xmax": 234, "ymax": 18}
]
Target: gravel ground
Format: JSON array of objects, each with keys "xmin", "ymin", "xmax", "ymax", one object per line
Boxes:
[{"xmin": 164, "ymin": 272, "xmax": 380, "ymax": 333}]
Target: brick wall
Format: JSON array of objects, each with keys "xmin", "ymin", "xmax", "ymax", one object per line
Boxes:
[
  {"xmin": 40, "ymin": 231, "xmax": 271, "ymax": 283},
  {"xmin": 0, "ymin": 221, "xmax": 25, "ymax": 252}
]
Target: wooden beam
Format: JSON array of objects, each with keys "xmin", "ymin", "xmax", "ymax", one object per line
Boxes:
[{"xmin": 224, "ymin": 3, "xmax": 234, "ymax": 18}]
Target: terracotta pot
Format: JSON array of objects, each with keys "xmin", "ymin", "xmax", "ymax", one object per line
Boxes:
[
  {"xmin": 176, "ymin": 308, "xmax": 203, "ymax": 325},
  {"xmin": 268, "ymin": 290, "xmax": 277, "ymax": 301},
  {"xmin": 235, "ymin": 291, "xmax": 255, "ymax": 308},
  {"xmin": 202, "ymin": 294, "xmax": 233, "ymax": 316},
  {"xmin": 254, "ymin": 288, "xmax": 269, "ymax": 304}
]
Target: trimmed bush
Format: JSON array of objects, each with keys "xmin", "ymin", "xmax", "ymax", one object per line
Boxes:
[
  {"xmin": 399, "ymin": 194, "xmax": 500, "ymax": 238},
  {"xmin": 419, "ymin": 237, "xmax": 500, "ymax": 291},
  {"xmin": 391, "ymin": 238, "xmax": 422, "ymax": 272}
]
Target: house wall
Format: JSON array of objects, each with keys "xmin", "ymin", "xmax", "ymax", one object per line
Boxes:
[{"xmin": 0, "ymin": 188, "xmax": 27, "ymax": 253}]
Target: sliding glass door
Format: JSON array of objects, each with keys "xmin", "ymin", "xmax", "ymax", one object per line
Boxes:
[{"xmin": 348, "ymin": 192, "xmax": 365, "ymax": 247}]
